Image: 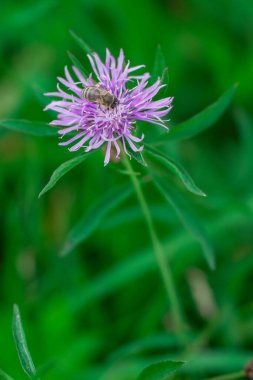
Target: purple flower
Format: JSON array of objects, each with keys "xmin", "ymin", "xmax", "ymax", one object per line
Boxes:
[{"xmin": 45, "ymin": 49, "xmax": 173, "ymax": 166}]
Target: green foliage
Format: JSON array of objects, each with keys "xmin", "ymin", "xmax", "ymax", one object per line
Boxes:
[
  {"xmin": 138, "ymin": 360, "xmax": 185, "ymax": 380},
  {"xmin": 1, "ymin": 1, "xmax": 253, "ymax": 380},
  {"xmin": 70, "ymin": 30, "xmax": 93, "ymax": 55},
  {"xmin": 61, "ymin": 184, "xmax": 133, "ymax": 256},
  {"xmin": 131, "ymin": 150, "xmax": 148, "ymax": 167},
  {"xmin": 145, "ymin": 146, "xmax": 206, "ymax": 197},
  {"xmin": 153, "ymin": 176, "xmax": 215, "ymax": 269},
  {"xmin": 0, "ymin": 369, "xmax": 15, "ymax": 380},
  {"xmin": 151, "ymin": 45, "xmax": 169, "ymax": 87},
  {"xmin": 38, "ymin": 153, "xmax": 94, "ymax": 198},
  {"xmin": 12, "ymin": 305, "xmax": 37, "ymax": 379},
  {"xmin": 0, "ymin": 120, "xmax": 57, "ymax": 136},
  {"xmin": 159, "ymin": 85, "xmax": 237, "ymax": 142},
  {"xmin": 67, "ymin": 51, "xmax": 89, "ymax": 78}
]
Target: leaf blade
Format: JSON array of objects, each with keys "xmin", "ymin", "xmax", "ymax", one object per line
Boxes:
[
  {"xmin": 153, "ymin": 176, "xmax": 215, "ymax": 269},
  {"xmin": 0, "ymin": 119, "xmax": 57, "ymax": 137},
  {"xmin": 61, "ymin": 184, "xmax": 133, "ymax": 256},
  {"xmin": 152, "ymin": 45, "xmax": 169, "ymax": 86},
  {"xmin": 70, "ymin": 30, "xmax": 92, "ymax": 55},
  {"xmin": 12, "ymin": 305, "xmax": 37, "ymax": 379},
  {"xmin": 159, "ymin": 84, "xmax": 237, "ymax": 142},
  {"xmin": 0, "ymin": 369, "xmax": 15, "ymax": 380},
  {"xmin": 138, "ymin": 360, "xmax": 185, "ymax": 380},
  {"xmin": 39, "ymin": 153, "xmax": 93, "ymax": 198},
  {"xmin": 131, "ymin": 150, "xmax": 147, "ymax": 167},
  {"xmin": 67, "ymin": 51, "xmax": 89, "ymax": 78},
  {"xmin": 146, "ymin": 146, "xmax": 206, "ymax": 197}
]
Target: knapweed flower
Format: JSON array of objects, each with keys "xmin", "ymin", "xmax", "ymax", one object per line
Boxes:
[{"xmin": 45, "ymin": 49, "xmax": 173, "ymax": 165}]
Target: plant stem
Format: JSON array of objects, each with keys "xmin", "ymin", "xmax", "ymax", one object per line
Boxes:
[
  {"xmin": 122, "ymin": 154, "xmax": 185, "ymax": 341},
  {"xmin": 205, "ymin": 370, "xmax": 246, "ymax": 380}
]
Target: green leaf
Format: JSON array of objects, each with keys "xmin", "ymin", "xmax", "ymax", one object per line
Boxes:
[
  {"xmin": 0, "ymin": 369, "xmax": 15, "ymax": 380},
  {"xmin": 0, "ymin": 119, "xmax": 57, "ymax": 137},
  {"xmin": 70, "ymin": 30, "xmax": 93, "ymax": 55},
  {"xmin": 12, "ymin": 305, "xmax": 37, "ymax": 379},
  {"xmin": 131, "ymin": 150, "xmax": 147, "ymax": 167},
  {"xmin": 39, "ymin": 153, "xmax": 93, "ymax": 198},
  {"xmin": 61, "ymin": 184, "xmax": 133, "ymax": 256},
  {"xmin": 67, "ymin": 51, "xmax": 89, "ymax": 78},
  {"xmin": 70, "ymin": 206, "xmax": 247, "ymax": 313},
  {"xmin": 152, "ymin": 45, "xmax": 169, "ymax": 86},
  {"xmin": 158, "ymin": 84, "xmax": 237, "ymax": 142},
  {"xmin": 145, "ymin": 146, "xmax": 206, "ymax": 197},
  {"xmin": 138, "ymin": 360, "xmax": 185, "ymax": 380},
  {"xmin": 109, "ymin": 334, "xmax": 179, "ymax": 363},
  {"xmin": 153, "ymin": 176, "xmax": 215, "ymax": 269}
]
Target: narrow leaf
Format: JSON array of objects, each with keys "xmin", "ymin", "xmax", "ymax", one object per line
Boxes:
[
  {"xmin": 70, "ymin": 30, "xmax": 92, "ymax": 55},
  {"xmin": 158, "ymin": 84, "xmax": 237, "ymax": 142},
  {"xmin": 131, "ymin": 150, "xmax": 147, "ymax": 167},
  {"xmin": 146, "ymin": 146, "xmax": 206, "ymax": 197},
  {"xmin": 39, "ymin": 153, "xmax": 93, "ymax": 198},
  {"xmin": 67, "ymin": 51, "xmax": 89, "ymax": 78},
  {"xmin": 153, "ymin": 176, "xmax": 215, "ymax": 269},
  {"xmin": 138, "ymin": 360, "xmax": 185, "ymax": 380},
  {"xmin": 152, "ymin": 45, "xmax": 169, "ymax": 87},
  {"xmin": 109, "ymin": 334, "xmax": 179, "ymax": 363},
  {"xmin": 0, "ymin": 369, "xmax": 15, "ymax": 380},
  {"xmin": 0, "ymin": 119, "xmax": 57, "ymax": 137},
  {"xmin": 61, "ymin": 184, "xmax": 133, "ymax": 256},
  {"xmin": 70, "ymin": 206, "xmax": 246, "ymax": 312},
  {"xmin": 12, "ymin": 305, "xmax": 37, "ymax": 379}
]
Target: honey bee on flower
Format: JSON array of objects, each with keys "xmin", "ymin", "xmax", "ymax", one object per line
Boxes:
[
  {"xmin": 82, "ymin": 84, "xmax": 119, "ymax": 109},
  {"xmin": 44, "ymin": 49, "xmax": 173, "ymax": 166}
]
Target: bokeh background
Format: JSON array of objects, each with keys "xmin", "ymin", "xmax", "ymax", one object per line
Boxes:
[{"xmin": 1, "ymin": 0, "xmax": 253, "ymax": 379}]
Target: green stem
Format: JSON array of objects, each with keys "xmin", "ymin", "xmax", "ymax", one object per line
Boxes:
[
  {"xmin": 205, "ymin": 370, "xmax": 246, "ymax": 380},
  {"xmin": 122, "ymin": 154, "xmax": 185, "ymax": 340}
]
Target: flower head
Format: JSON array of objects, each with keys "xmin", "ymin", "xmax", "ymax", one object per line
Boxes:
[{"xmin": 45, "ymin": 49, "xmax": 173, "ymax": 165}]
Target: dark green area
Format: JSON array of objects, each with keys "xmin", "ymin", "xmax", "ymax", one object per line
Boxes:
[{"xmin": 0, "ymin": 1, "xmax": 253, "ymax": 379}]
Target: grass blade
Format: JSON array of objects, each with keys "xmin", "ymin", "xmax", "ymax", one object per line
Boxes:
[
  {"xmin": 12, "ymin": 305, "xmax": 37, "ymax": 379},
  {"xmin": 70, "ymin": 206, "xmax": 249, "ymax": 313},
  {"xmin": 70, "ymin": 30, "xmax": 93, "ymax": 55},
  {"xmin": 0, "ymin": 119, "xmax": 57, "ymax": 137},
  {"xmin": 61, "ymin": 184, "xmax": 133, "ymax": 256},
  {"xmin": 108, "ymin": 334, "xmax": 179, "ymax": 363},
  {"xmin": 152, "ymin": 45, "xmax": 169, "ymax": 88},
  {"xmin": 131, "ymin": 150, "xmax": 147, "ymax": 167},
  {"xmin": 158, "ymin": 84, "xmax": 237, "ymax": 142},
  {"xmin": 146, "ymin": 146, "xmax": 206, "ymax": 197},
  {"xmin": 0, "ymin": 369, "xmax": 15, "ymax": 380},
  {"xmin": 138, "ymin": 360, "xmax": 185, "ymax": 380},
  {"xmin": 67, "ymin": 51, "xmax": 89, "ymax": 78},
  {"xmin": 152, "ymin": 45, "xmax": 167, "ymax": 80},
  {"xmin": 153, "ymin": 176, "xmax": 215, "ymax": 269},
  {"xmin": 38, "ymin": 153, "xmax": 93, "ymax": 198}
]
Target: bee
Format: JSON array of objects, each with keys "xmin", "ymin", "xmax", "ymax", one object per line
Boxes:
[{"xmin": 82, "ymin": 85, "xmax": 119, "ymax": 109}]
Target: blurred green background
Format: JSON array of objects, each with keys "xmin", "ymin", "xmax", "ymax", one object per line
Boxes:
[{"xmin": 1, "ymin": 0, "xmax": 253, "ymax": 379}]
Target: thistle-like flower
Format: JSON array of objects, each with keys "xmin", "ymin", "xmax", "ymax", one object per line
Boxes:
[{"xmin": 45, "ymin": 49, "xmax": 173, "ymax": 165}]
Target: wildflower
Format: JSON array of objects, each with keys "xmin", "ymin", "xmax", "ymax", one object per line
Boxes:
[{"xmin": 45, "ymin": 49, "xmax": 173, "ymax": 165}]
